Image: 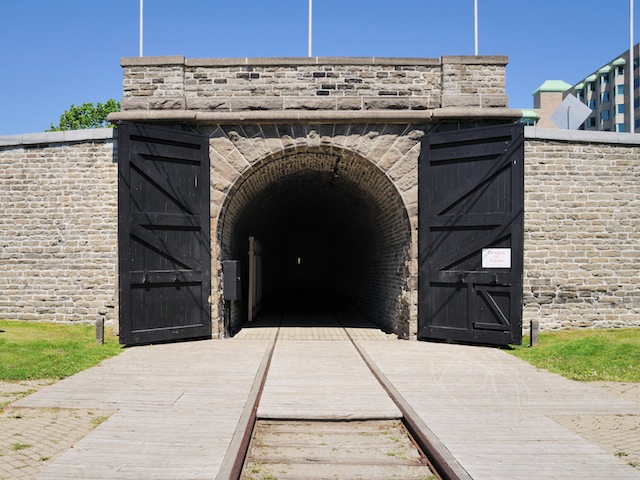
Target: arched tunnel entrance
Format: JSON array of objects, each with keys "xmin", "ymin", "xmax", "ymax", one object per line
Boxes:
[{"xmin": 219, "ymin": 147, "xmax": 412, "ymax": 337}]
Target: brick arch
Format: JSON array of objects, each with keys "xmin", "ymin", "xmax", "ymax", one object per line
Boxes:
[{"xmin": 217, "ymin": 144, "xmax": 412, "ymax": 337}]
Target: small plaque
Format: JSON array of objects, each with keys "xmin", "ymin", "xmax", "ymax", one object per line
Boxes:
[{"xmin": 482, "ymin": 248, "xmax": 511, "ymax": 269}]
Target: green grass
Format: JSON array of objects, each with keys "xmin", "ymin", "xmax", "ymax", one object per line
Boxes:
[
  {"xmin": 10, "ymin": 443, "xmax": 32, "ymax": 451},
  {"xmin": 509, "ymin": 328, "xmax": 640, "ymax": 382},
  {"xmin": 0, "ymin": 320, "xmax": 123, "ymax": 381}
]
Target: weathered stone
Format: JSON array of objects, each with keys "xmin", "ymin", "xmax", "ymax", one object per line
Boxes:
[
  {"xmin": 283, "ymin": 97, "xmax": 336, "ymax": 110},
  {"xmin": 441, "ymin": 95, "xmax": 483, "ymax": 108},
  {"xmin": 187, "ymin": 97, "xmax": 230, "ymax": 111},
  {"xmin": 121, "ymin": 56, "xmax": 511, "ymax": 114},
  {"xmin": 2, "ymin": 58, "xmax": 638, "ymax": 341},
  {"xmin": 149, "ymin": 97, "xmax": 185, "ymax": 110},
  {"xmin": 230, "ymin": 97, "xmax": 284, "ymax": 111}
]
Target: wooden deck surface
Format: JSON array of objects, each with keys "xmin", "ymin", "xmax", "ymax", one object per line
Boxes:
[
  {"xmin": 14, "ymin": 340, "xmax": 269, "ymax": 479},
  {"xmin": 11, "ymin": 329, "xmax": 640, "ymax": 479},
  {"xmin": 258, "ymin": 340, "xmax": 401, "ymax": 420},
  {"xmin": 361, "ymin": 341, "xmax": 640, "ymax": 480}
]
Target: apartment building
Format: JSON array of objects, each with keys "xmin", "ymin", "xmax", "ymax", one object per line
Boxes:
[
  {"xmin": 570, "ymin": 52, "xmax": 631, "ymax": 132},
  {"xmin": 523, "ymin": 44, "xmax": 639, "ymax": 131}
]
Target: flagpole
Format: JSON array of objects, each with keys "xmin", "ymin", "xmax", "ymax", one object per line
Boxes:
[
  {"xmin": 140, "ymin": 0, "xmax": 144, "ymax": 57},
  {"xmin": 308, "ymin": 0, "xmax": 313, "ymax": 57},
  {"xmin": 630, "ymin": 0, "xmax": 635, "ymax": 132},
  {"xmin": 474, "ymin": 0, "xmax": 478, "ymax": 56}
]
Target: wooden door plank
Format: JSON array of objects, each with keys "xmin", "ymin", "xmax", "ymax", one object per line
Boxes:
[
  {"xmin": 418, "ymin": 124, "xmax": 524, "ymax": 346},
  {"xmin": 118, "ymin": 123, "xmax": 211, "ymax": 346}
]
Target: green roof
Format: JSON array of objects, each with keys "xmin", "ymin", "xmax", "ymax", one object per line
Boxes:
[
  {"xmin": 599, "ymin": 65, "xmax": 612, "ymax": 74},
  {"xmin": 613, "ymin": 57, "xmax": 626, "ymax": 66},
  {"xmin": 520, "ymin": 109, "xmax": 540, "ymax": 119},
  {"xmin": 574, "ymin": 82, "xmax": 584, "ymax": 90},
  {"xmin": 585, "ymin": 74, "xmax": 597, "ymax": 82},
  {"xmin": 532, "ymin": 80, "xmax": 572, "ymax": 95}
]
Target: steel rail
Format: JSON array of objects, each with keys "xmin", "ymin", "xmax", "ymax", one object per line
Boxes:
[
  {"xmin": 339, "ymin": 320, "xmax": 473, "ymax": 480},
  {"xmin": 215, "ymin": 322, "xmax": 280, "ymax": 480},
  {"xmin": 219, "ymin": 314, "xmax": 471, "ymax": 480}
]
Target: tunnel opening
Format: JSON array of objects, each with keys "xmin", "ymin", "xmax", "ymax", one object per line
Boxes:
[{"xmin": 218, "ymin": 147, "xmax": 412, "ymax": 337}]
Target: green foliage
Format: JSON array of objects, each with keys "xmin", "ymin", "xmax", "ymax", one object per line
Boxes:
[
  {"xmin": 509, "ymin": 328, "xmax": 640, "ymax": 382},
  {"xmin": 0, "ymin": 320, "xmax": 122, "ymax": 381},
  {"xmin": 46, "ymin": 99, "xmax": 120, "ymax": 132}
]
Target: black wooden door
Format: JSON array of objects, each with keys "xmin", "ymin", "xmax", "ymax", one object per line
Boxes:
[
  {"xmin": 118, "ymin": 123, "xmax": 211, "ymax": 345},
  {"xmin": 418, "ymin": 124, "xmax": 524, "ymax": 346}
]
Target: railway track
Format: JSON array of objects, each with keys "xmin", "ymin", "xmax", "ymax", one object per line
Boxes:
[{"xmin": 216, "ymin": 313, "xmax": 470, "ymax": 480}]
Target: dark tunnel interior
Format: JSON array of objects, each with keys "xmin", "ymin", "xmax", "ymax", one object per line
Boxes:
[
  {"xmin": 219, "ymin": 151, "xmax": 411, "ymax": 336},
  {"xmin": 245, "ymin": 171, "xmax": 373, "ymax": 308}
]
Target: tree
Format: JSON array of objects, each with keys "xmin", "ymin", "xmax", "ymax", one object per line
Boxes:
[{"xmin": 47, "ymin": 99, "xmax": 120, "ymax": 132}]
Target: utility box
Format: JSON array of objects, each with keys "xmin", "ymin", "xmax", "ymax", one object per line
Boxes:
[{"xmin": 222, "ymin": 260, "xmax": 242, "ymax": 301}]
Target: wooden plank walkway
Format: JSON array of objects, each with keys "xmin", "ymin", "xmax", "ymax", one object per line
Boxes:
[
  {"xmin": 9, "ymin": 327, "xmax": 640, "ymax": 479},
  {"xmin": 360, "ymin": 340, "xmax": 640, "ymax": 480},
  {"xmin": 258, "ymin": 340, "xmax": 401, "ymax": 420},
  {"xmin": 14, "ymin": 340, "xmax": 269, "ymax": 480}
]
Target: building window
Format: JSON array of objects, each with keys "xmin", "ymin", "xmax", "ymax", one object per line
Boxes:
[
  {"xmin": 601, "ymin": 110, "xmax": 610, "ymax": 121},
  {"xmin": 616, "ymin": 123, "xmax": 625, "ymax": 132},
  {"xmin": 617, "ymin": 85, "xmax": 625, "ymax": 95},
  {"xmin": 601, "ymin": 74, "xmax": 609, "ymax": 84},
  {"xmin": 635, "ymin": 118, "xmax": 640, "ymax": 129},
  {"xmin": 577, "ymin": 92, "xmax": 583, "ymax": 101},
  {"xmin": 589, "ymin": 99, "xmax": 596, "ymax": 109},
  {"xmin": 601, "ymin": 91, "xmax": 610, "ymax": 102},
  {"xmin": 589, "ymin": 117, "xmax": 597, "ymax": 128},
  {"xmin": 518, "ymin": 117, "xmax": 537, "ymax": 126},
  {"xmin": 636, "ymin": 97, "xmax": 640, "ymax": 109},
  {"xmin": 617, "ymin": 104, "xmax": 625, "ymax": 114},
  {"xmin": 617, "ymin": 66, "xmax": 624, "ymax": 76}
]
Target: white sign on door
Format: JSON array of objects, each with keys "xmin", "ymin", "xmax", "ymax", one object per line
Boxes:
[{"xmin": 482, "ymin": 248, "xmax": 511, "ymax": 269}]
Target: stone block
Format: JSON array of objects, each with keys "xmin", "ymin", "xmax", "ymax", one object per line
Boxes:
[
  {"xmin": 229, "ymin": 97, "xmax": 284, "ymax": 111},
  {"xmin": 283, "ymin": 97, "xmax": 337, "ymax": 110},
  {"xmin": 149, "ymin": 97, "xmax": 185, "ymax": 110},
  {"xmin": 187, "ymin": 97, "xmax": 231, "ymax": 111},
  {"xmin": 121, "ymin": 98, "xmax": 150, "ymax": 111},
  {"xmin": 440, "ymin": 94, "xmax": 481, "ymax": 108},
  {"xmin": 480, "ymin": 95, "xmax": 509, "ymax": 108}
]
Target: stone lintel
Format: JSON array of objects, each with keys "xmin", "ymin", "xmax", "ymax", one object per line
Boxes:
[
  {"xmin": 108, "ymin": 108, "xmax": 521, "ymax": 125},
  {"xmin": 121, "ymin": 56, "xmax": 186, "ymax": 67},
  {"xmin": 441, "ymin": 55, "xmax": 509, "ymax": 65},
  {"xmin": 432, "ymin": 108, "xmax": 521, "ymax": 121},
  {"xmin": 0, "ymin": 128, "xmax": 115, "ymax": 147},
  {"xmin": 125, "ymin": 56, "xmax": 442, "ymax": 68},
  {"xmin": 108, "ymin": 111, "xmax": 197, "ymax": 123},
  {"xmin": 525, "ymin": 126, "xmax": 640, "ymax": 145}
]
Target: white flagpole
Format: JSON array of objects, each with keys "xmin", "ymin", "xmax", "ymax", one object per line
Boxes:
[
  {"xmin": 474, "ymin": 0, "xmax": 478, "ymax": 56},
  {"xmin": 308, "ymin": 0, "xmax": 313, "ymax": 57},
  {"xmin": 140, "ymin": 0, "xmax": 144, "ymax": 57},
  {"xmin": 630, "ymin": 0, "xmax": 635, "ymax": 132}
]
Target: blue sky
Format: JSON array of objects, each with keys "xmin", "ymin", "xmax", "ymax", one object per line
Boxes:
[{"xmin": 0, "ymin": 0, "xmax": 636, "ymax": 135}]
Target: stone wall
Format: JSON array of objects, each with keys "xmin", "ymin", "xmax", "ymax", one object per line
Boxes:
[
  {"xmin": 441, "ymin": 57, "xmax": 507, "ymax": 108},
  {"xmin": 0, "ymin": 58, "xmax": 638, "ymax": 339},
  {"xmin": 112, "ymin": 55, "xmax": 514, "ymax": 339},
  {"xmin": 0, "ymin": 130, "xmax": 118, "ymax": 326},
  {"xmin": 208, "ymin": 123, "xmax": 421, "ymax": 338},
  {"xmin": 0, "ymin": 126, "xmax": 638, "ymax": 336},
  {"xmin": 523, "ymin": 128, "xmax": 640, "ymax": 331},
  {"xmin": 119, "ymin": 56, "xmax": 508, "ymax": 113}
]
